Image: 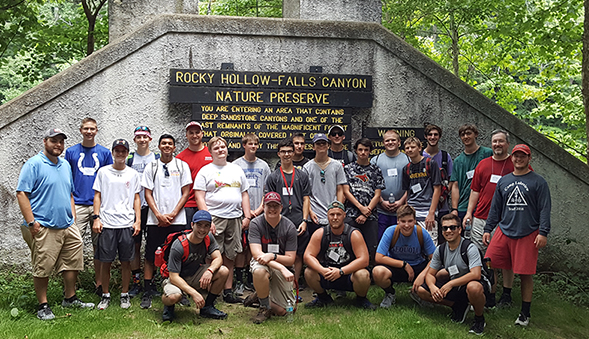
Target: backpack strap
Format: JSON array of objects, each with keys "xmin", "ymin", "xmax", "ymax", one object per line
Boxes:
[
  {"xmin": 390, "ymin": 226, "xmax": 401, "ymax": 248},
  {"xmin": 126, "ymin": 152, "xmax": 135, "ymax": 166},
  {"xmin": 155, "ymin": 152, "xmax": 161, "ymax": 160},
  {"xmin": 151, "ymin": 161, "xmax": 158, "ymax": 182},
  {"xmin": 460, "ymin": 238, "xmax": 471, "ymax": 267},
  {"xmin": 441, "ymin": 150, "xmax": 448, "ymax": 173}
]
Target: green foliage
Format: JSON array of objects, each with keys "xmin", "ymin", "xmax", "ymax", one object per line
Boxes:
[
  {"xmin": 536, "ymin": 271, "xmax": 589, "ymax": 307},
  {"xmin": 198, "ymin": 0, "xmax": 282, "ymax": 17}
]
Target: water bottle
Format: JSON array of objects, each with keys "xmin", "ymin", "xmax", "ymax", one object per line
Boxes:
[
  {"xmin": 464, "ymin": 219, "xmax": 472, "ymax": 239},
  {"xmin": 154, "ymin": 247, "xmax": 163, "ymax": 267},
  {"xmin": 388, "ymin": 193, "xmax": 395, "ymax": 204},
  {"xmin": 286, "ymin": 300, "xmax": 294, "ymax": 322}
]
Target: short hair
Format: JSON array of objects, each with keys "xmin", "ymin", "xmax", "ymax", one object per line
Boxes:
[
  {"xmin": 292, "ymin": 133, "xmax": 305, "ymax": 140},
  {"xmin": 207, "ymin": 136, "xmax": 228, "ymax": 152},
  {"xmin": 424, "ymin": 124, "xmax": 442, "ymax": 138},
  {"xmin": 403, "ymin": 136, "xmax": 422, "ymax": 148},
  {"xmin": 354, "ymin": 138, "xmax": 373, "ymax": 151},
  {"xmin": 396, "ymin": 205, "xmax": 416, "ymax": 220},
  {"xmin": 441, "ymin": 213, "xmax": 461, "ymax": 225},
  {"xmin": 242, "ymin": 133, "xmax": 259, "ymax": 145},
  {"xmin": 277, "ymin": 138, "xmax": 294, "ymax": 152},
  {"xmin": 159, "ymin": 134, "xmax": 175, "ymax": 145},
  {"xmin": 383, "ymin": 129, "xmax": 400, "ymax": 141},
  {"xmin": 491, "ymin": 129, "xmax": 510, "ymax": 144},
  {"xmin": 80, "ymin": 117, "xmax": 97, "ymax": 128},
  {"xmin": 458, "ymin": 124, "xmax": 479, "ymax": 136}
]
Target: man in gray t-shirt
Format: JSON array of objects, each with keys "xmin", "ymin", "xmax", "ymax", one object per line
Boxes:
[{"xmin": 415, "ymin": 214, "xmax": 486, "ymax": 335}]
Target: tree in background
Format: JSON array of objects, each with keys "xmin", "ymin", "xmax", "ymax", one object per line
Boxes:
[{"xmin": 199, "ymin": 0, "xmax": 281, "ymax": 17}]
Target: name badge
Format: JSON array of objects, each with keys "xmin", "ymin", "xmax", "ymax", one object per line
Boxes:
[
  {"xmin": 268, "ymin": 244, "xmax": 279, "ymax": 253},
  {"xmin": 448, "ymin": 265, "xmax": 459, "ymax": 276},
  {"xmin": 327, "ymin": 250, "xmax": 340, "ymax": 262},
  {"xmin": 282, "ymin": 187, "xmax": 290, "ymax": 196},
  {"xmin": 248, "ymin": 178, "xmax": 256, "ymax": 187},
  {"xmin": 411, "ymin": 183, "xmax": 422, "ymax": 193},
  {"xmin": 161, "ymin": 178, "xmax": 171, "ymax": 187},
  {"xmin": 490, "ymin": 174, "xmax": 501, "ymax": 183},
  {"xmin": 466, "ymin": 170, "xmax": 475, "ymax": 179},
  {"xmin": 387, "ymin": 168, "xmax": 398, "ymax": 177}
]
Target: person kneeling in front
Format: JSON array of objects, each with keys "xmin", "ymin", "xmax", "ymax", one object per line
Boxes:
[
  {"xmin": 160, "ymin": 210, "xmax": 229, "ymax": 321},
  {"xmin": 303, "ymin": 201, "xmax": 375, "ymax": 310}
]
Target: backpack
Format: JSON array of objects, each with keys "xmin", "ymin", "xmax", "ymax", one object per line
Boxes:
[
  {"xmin": 156, "ymin": 230, "xmax": 210, "ymax": 278},
  {"xmin": 126, "ymin": 151, "xmax": 161, "ymax": 167},
  {"xmin": 389, "ymin": 225, "xmax": 428, "ymax": 259},
  {"xmin": 437, "ymin": 151, "xmax": 450, "ymax": 210},
  {"xmin": 438, "ymin": 239, "xmax": 494, "ymax": 296},
  {"xmin": 405, "ymin": 156, "xmax": 433, "ymax": 179},
  {"xmin": 319, "ymin": 224, "xmax": 357, "ymax": 267}
]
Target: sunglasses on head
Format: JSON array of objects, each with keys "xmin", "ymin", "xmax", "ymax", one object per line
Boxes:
[
  {"xmin": 135, "ymin": 126, "xmax": 150, "ymax": 132},
  {"xmin": 442, "ymin": 225, "xmax": 460, "ymax": 231},
  {"xmin": 320, "ymin": 170, "xmax": 325, "ymax": 184},
  {"xmin": 330, "ymin": 132, "xmax": 343, "ymax": 137}
]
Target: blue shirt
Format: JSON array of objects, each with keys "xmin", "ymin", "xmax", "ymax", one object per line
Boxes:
[
  {"xmin": 376, "ymin": 225, "xmax": 436, "ymax": 266},
  {"xmin": 65, "ymin": 143, "xmax": 113, "ymax": 205},
  {"xmin": 17, "ymin": 152, "xmax": 74, "ymax": 229}
]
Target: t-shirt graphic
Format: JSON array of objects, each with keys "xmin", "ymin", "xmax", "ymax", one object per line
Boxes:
[
  {"xmin": 507, "ymin": 186, "xmax": 528, "ymax": 206},
  {"xmin": 325, "ymin": 239, "xmax": 350, "ymax": 266},
  {"xmin": 78, "ymin": 152, "xmax": 100, "ymax": 176}
]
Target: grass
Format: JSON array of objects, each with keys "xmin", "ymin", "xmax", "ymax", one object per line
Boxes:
[{"xmin": 1, "ymin": 270, "xmax": 588, "ymax": 339}]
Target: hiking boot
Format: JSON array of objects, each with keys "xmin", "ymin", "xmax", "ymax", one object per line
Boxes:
[
  {"xmin": 515, "ymin": 313, "xmax": 530, "ymax": 326},
  {"xmin": 469, "ymin": 319, "xmax": 486, "ymax": 335},
  {"xmin": 62, "ymin": 296, "xmax": 95, "ymax": 309},
  {"xmin": 223, "ymin": 291, "xmax": 243, "ymax": 304},
  {"xmin": 200, "ymin": 305, "xmax": 228, "ymax": 319},
  {"xmin": 252, "ymin": 307, "xmax": 272, "ymax": 324},
  {"xmin": 129, "ymin": 282, "xmax": 142, "ymax": 298},
  {"xmin": 140, "ymin": 293, "xmax": 153, "ymax": 309},
  {"xmin": 451, "ymin": 301, "xmax": 470, "ymax": 323},
  {"xmin": 235, "ymin": 282, "xmax": 245, "ymax": 296},
  {"xmin": 162, "ymin": 305, "xmax": 175, "ymax": 322},
  {"xmin": 305, "ymin": 295, "xmax": 334, "ymax": 308},
  {"xmin": 37, "ymin": 304, "xmax": 55, "ymax": 320},
  {"xmin": 356, "ymin": 297, "xmax": 377, "ymax": 310},
  {"xmin": 120, "ymin": 294, "xmax": 131, "ymax": 309},
  {"xmin": 179, "ymin": 295, "xmax": 191, "ymax": 307},
  {"xmin": 98, "ymin": 295, "xmax": 111, "ymax": 310},
  {"xmin": 243, "ymin": 291, "xmax": 259, "ymax": 308},
  {"xmin": 497, "ymin": 294, "xmax": 512, "ymax": 308},
  {"xmin": 380, "ymin": 293, "xmax": 396, "ymax": 308},
  {"xmin": 410, "ymin": 290, "xmax": 434, "ymax": 308}
]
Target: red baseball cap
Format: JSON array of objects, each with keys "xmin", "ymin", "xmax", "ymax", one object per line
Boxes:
[
  {"xmin": 512, "ymin": 144, "xmax": 531, "ymax": 155},
  {"xmin": 264, "ymin": 192, "xmax": 282, "ymax": 205}
]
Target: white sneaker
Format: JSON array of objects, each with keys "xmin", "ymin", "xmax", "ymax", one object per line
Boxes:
[
  {"xmin": 98, "ymin": 295, "xmax": 110, "ymax": 310},
  {"xmin": 515, "ymin": 313, "xmax": 530, "ymax": 326},
  {"xmin": 120, "ymin": 294, "xmax": 131, "ymax": 309},
  {"xmin": 380, "ymin": 293, "xmax": 396, "ymax": 308}
]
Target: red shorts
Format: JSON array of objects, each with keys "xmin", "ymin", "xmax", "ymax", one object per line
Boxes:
[{"xmin": 485, "ymin": 228, "xmax": 539, "ymax": 275}]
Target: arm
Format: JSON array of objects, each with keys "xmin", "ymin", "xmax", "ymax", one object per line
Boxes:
[
  {"xmin": 340, "ymin": 230, "xmax": 370, "ymax": 275},
  {"xmin": 195, "ymin": 190, "xmax": 215, "ymax": 234},
  {"xmin": 375, "ymin": 252, "xmax": 411, "ymax": 280},
  {"xmin": 303, "ymin": 229, "xmax": 330, "ymax": 278},
  {"xmin": 132, "ymin": 193, "xmax": 141, "ymax": 236},
  {"xmin": 425, "ymin": 266, "xmax": 445, "ymax": 302},
  {"xmin": 412, "ymin": 255, "xmax": 433, "ymax": 292},
  {"xmin": 199, "ymin": 249, "xmax": 224, "ymax": 291},
  {"xmin": 438, "ymin": 266, "xmax": 482, "ymax": 298},
  {"xmin": 145, "ymin": 188, "xmax": 170, "ymax": 227},
  {"xmin": 92, "ymin": 191, "xmax": 103, "ymax": 233},
  {"xmin": 463, "ymin": 190, "xmax": 480, "ymax": 227},
  {"xmin": 535, "ymin": 181, "xmax": 551, "ymax": 248},
  {"xmin": 336, "ymin": 184, "xmax": 344, "ymax": 203},
  {"xmin": 169, "ymin": 271, "xmax": 205, "ymax": 309},
  {"xmin": 241, "ymin": 191, "xmax": 252, "ymax": 230},
  {"xmin": 298, "ymin": 195, "xmax": 311, "ymax": 235},
  {"xmin": 450, "ymin": 181, "xmax": 459, "ymax": 216},
  {"xmin": 425, "ymin": 185, "xmax": 441, "ymax": 230},
  {"xmin": 16, "ymin": 191, "xmax": 41, "ymax": 237},
  {"xmin": 165, "ymin": 184, "xmax": 191, "ymax": 223},
  {"xmin": 483, "ymin": 185, "xmax": 503, "ymax": 246},
  {"xmin": 251, "ymin": 243, "xmax": 296, "ymax": 281},
  {"xmin": 71, "ymin": 194, "xmax": 76, "ymax": 222}
]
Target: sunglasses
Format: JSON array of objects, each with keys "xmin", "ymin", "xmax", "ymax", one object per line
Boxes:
[
  {"xmin": 135, "ymin": 126, "xmax": 150, "ymax": 132},
  {"xmin": 330, "ymin": 132, "xmax": 343, "ymax": 137},
  {"xmin": 320, "ymin": 170, "xmax": 326, "ymax": 184},
  {"xmin": 163, "ymin": 163, "xmax": 170, "ymax": 177},
  {"xmin": 442, "ymin": 225, "xmax": 460, "ymax": 231}
]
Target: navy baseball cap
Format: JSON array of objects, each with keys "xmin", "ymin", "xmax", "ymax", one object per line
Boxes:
[
  {"xmin": 192, "ymin": 210, "xmax": 212, "ymax": 223},
  {"xmin": 313, "ymin": 133, "xmax": 329, "ymax": 144},
  {"xmin": 112, "ymin": 139, "xmax": 130, "ymax": 151}
]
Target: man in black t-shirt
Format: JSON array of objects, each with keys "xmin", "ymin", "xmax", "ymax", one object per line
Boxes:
[
  {"xmin": 160, "ymin": 210, "xmax": 229, "ymax": 322},
  {"xmin": 328, "ymin": 125, "xmax": 356, "ymax": 166}
]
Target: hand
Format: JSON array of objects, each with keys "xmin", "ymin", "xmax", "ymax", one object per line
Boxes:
[
  {"xmin": 256, "ymin": 253, "xmax": 274, "ymax": 265},
  {"xmin": 430, "ymin": 286, "xmax": 444, "ymax": 303},
  {"xmin": 199, "ymin": 270, "xmax": 213, "ymax": 290},
  {"xmin": 390, "ymin": 200, "xmax": 403, "ymax": 212},
  {"xmin": 156, "ymin": 213, "xmax": 171, "ymax": 227},
  {"xmin": 450, "ymin": 210, "xmax": 459, "ymax": 217},
  {"xmin": 482, "ymin": 232, "xmax": 491, "ymax": 246},
  {"xmin": 92, "ymin": 219, "xmax": 103, "ymax": 234},
  {"xmin": 310, "ymin": 210, "xmax": 319, "ymax": 224},
  {"xmin": 380, "ymin": 200, "xmax": 392, "ymax": 212},
  {"xmin": 404, "ymin": 263, "xmax": 415, "ymax": 282},
  {"xmin": 439, "ymin": 281, "xmax": 454, "ymax": 298},
  {"xmin": 359, "ymin": 206, "xmax": 371, "ymax": 217},
  {"xmin": 297, "ymin": 221, "xmax": 307, "ymax": 236},
  {"xmin": 132, "ymin": 221, "xmax": 141, "ymax": 236},
  {"xmin": 30, "ymin": 221, "xmax": 41, "ymax": 237},
  {"xmin": 535, "ymin": 234, "xmax": 547, "ymax": 249},
  {"xmin": 323, "ymin": 267, "xmax": 340, "ymax": 282},
  {"xmin": 191, "ymin": 291, "xmax": 205, "ymax": 309},
  {"xmin": 425, "ymin": 212, "xmax": 435, "ymax": 231},
  {"xmin": 210, "ymin": 222, "xmax": 216, "ymax": 236},
  {"xmin": 412, "ymin": 272, "xmax": 425, "ymax": 293},
  {"xmin": 463, "ymin": 213, "xmax": 472, "ymax": 227},
  {"xmin": 281, "ymin": 267, "xmax": 294, "ymax": 282},
  {"xmin": 355, "ymin": 215, "xmax": 367, "ymax": 225},
  {"xmin": 242, "ymin": 217, "xmax": 250, "ymax": 230}
]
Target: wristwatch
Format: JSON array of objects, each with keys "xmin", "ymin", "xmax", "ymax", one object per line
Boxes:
[
  {"xmin": 91, "ymin": 214, "xmax": 100, "ymax": 220},
  {"xmin": 28, "ymin": 220, "xmax": 35, "ymax": 227},
  {"xmin": 339, "ymin": 268, "xmax": 344, "ymax": 276},
  {"xmin": 402, "ymin": 261, "xmax": 407, "ymax": 269}
]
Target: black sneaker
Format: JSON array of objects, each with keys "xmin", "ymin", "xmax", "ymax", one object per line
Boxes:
[
  {"xmin": 37, "ymin": 304, "xmax": 55, "ymax": 320},
  {"xmin": 497, "ymin": 294, "xmax": 513, "ymax": 308},
  {"xmin": 334, "ymin": 290, "xmax": 347, "ymax": 299},
  {"xmin": 94, "ymin": 285, "xmax": 103, "ymax": 297},
  {"xmin": 200, "ymin": 305, "xmax": 228, "ymax": 319},
  {"xmin": 356, "ymin": 297, "xmax": 377, "ymax": 310},
  {"xmin": 140, "ymin": 293, "xmax": 153, "ymax": 309},
  {"xmin": 243, "ymin": 291, "xmax": 259, "ymax": 308},
  {"xmin": 451, "ymin": 302, "xmax": 470, "ymax": 323},
  {"xmin": 244, "ymin": 280, "xmax": 255, "ymax": 292},
  {"xmin": 179, "ymin": 295, "xmax": 191, "ymax": 307},
  {"xmin": 469, "ymin": 320, "xmax": 486, "ymax": 335},
  {"xmin": 223, "ymin": 291, "xmax": 243, "ymax": 304},
  {"xmin": 305, "ymin": 296, "xmax": 334, "ymax": 308},
  {"xmin": 129, "ymin": 283, "xmax": 143, "ymax": 298},
  {"xmin": 515, "ymin": 313, "xmax": 530, "ymax": 326},
  {"xmin": 162, "ymin": 305, "xmax": 175, "ymax": 322},
  {"xmin": 485, "ymin": 293, "xmax": 496, "ymax": 309}
]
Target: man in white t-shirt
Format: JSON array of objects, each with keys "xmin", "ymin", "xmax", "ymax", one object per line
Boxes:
[
  {"xmin": 140, "ymin": 134, "xmax": 192, "ymax": 309},
  {"xmin": 92, "ymin": 139, "xmax": 141, "ymax": 310},
  {"xmin": 194, "ymin": 136, "xmax": 252, "ymax": 304}
]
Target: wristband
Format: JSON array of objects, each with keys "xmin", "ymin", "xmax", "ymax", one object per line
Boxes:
[
  {"xmin": 402, "ymin": 261, "xmax": 407, "ymax": 269},
  {"xmin": 207, "ymin": 268, "xmax": 214, "ymax": 275},
  {"xmin": 273, "ymin": 253, "xmax": 278, "ymax": 260}
]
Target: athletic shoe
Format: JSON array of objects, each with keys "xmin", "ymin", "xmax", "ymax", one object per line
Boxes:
[
  {"xmin": 162, "ymin": 305, "xmax": 175, "ymax": 322},
  {"xmin": 62, "ymin": 296, "xmax": 95, "ymax": 309},
  {"xmin": 334, "ymin": 290, "xmax": 347, "ymax": 299},
  {"xmin": 296, "ymin": 295, "xmax": 303, "ymax": 303},
  {"xmin": 497, "ymin": 294, "xmax": 513, "ymax": 308},
  {"xmin": 140, "ymin": 293, "xmax": 153, "ymax": 309},
  {"xmin": 179, "ymin": 295, "xmax": 191, "ymax": 307},
  {"xmin": 234, "ymin": 282, "xmax": 245, "ymax": 296},
  {"xmin": 129, "ymin": 283, "xmax": 142, "ymax": 298},
  {"xmin": 252, "ymin": 307, "xmax": 272, "ymax": 324},
  {"xmin": 244, "ymin": 280, "xmax": 255, "ymax": 292},
  {"xmin": 97, "ymin": 295, "xmax": 111, "ymax": 310},
  {"xmin": 410, "ymin": 290, "xmax": 434, "ymax": 308},
  {"xmin": 200, "ymin": 305, "xmax": 228, "ymax": 319},
  {"xmin": 120, "ymin": 294, "xmax": 131, "ymax": 309},
  {"xmin": 515, "ymin": 313, "xmax": 530, "ymax": 326},
  {"xmin": 37, "ymin": 304, "xmax": 55, "ymax": 320},
  {"xmin": 243, "ymin": 291, "xmax": 259, "ymax": 308},
  {"xmin": 451, "ymin": 302, "xmax": 469, "ymax": 323},
  {"xmin": 380, "ymin": 293, "xmax": 396, "ymax": 308},
  {"xmin": 223, "ymin": 291, "xmax": 243, "ymax": 304},
  {"xmin": 305, "ymin": 296, "xmax": 334, "ymax": 308},
  {"xmin": 356, "ymin": 297, "xmax": 377, "ymax": 310},
  {"xmin": 94, "ymin": 285, "xmax": 103, "ymax": 297},
  {"xmin": 469, "ymin": 320, "xmax": 486, "ymax": 335},
  {"xmin": 485, "ymin": 293, "xmax": 496, "ymax": 309}
]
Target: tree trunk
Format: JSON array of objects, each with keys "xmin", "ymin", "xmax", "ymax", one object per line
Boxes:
[
  {"xmin": 86, "ymin": 16, "xmax": 96, "ymax": 56},
  {"xmin": 449, "ymin": 11, "xmax": 459, "ymax": 77},
  {"xmin": 584, "ymin": 0, "xmax": 589, "ymax": 163}
]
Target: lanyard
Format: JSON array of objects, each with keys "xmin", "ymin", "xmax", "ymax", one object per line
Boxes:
[
  {"xmin": 280, "ymin": 167, "xmax": 295, "ymax": 208},
  {"xmin": 491, "ymin": 158, "xmax": 507, "ymax": 176}
]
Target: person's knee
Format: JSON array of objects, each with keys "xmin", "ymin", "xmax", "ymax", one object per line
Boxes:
[
  {"xmin": 372, "ymin": 266, "xmax": 388, "ymax": 284},
  {"xmin": 216, "ymin": 265, "xmax": 230, "ymax": 279},
  {"xmin": 304, "ymin": 267, "xmax": 319, "ymax": 281},
  {"xmin": 467, "ymin": 281, "xmax": 484, "ymax": 296},
  {"xmin": 163, "ymin": 293, "xmax": 182, "ymax": 304},
  {"xmin": 252, "ymin": 267, "xmax": 270, "ymax": 280},
  {"xmin": 416, "ymin": 286, "xmax": 429, "ymax": 299},
  {"xmin": 352, "ymin": 269, "xmax": 371, "ymax": 284}
]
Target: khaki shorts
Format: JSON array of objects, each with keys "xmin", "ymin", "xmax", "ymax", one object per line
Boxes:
[
  {"xmin": 212, "ymin": 216, "xmax": 243, "ymax": 261},
  {"xmin": 471, "ymin": 217, "xmax": 496, "ymax": 253},
  {"xmin": 250, "ymin": 258, "xmax": 295, "ymax": 309},
  {"xmin": 417, "ymin": 220, "xmax": 438, "ymax": 246},
  {"xmin": 74, "ymin": 205, "xmax": 98, "ymax": 246},
  {"xmin": 162, "ymin": 264, "xmax": 211, "ymax": 296},
  {"xmin": 24, "ymin": 225, "xmax": 84, "ymax": 278}
]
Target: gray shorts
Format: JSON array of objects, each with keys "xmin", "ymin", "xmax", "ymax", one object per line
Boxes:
[
  {"xmin": 212, "ymin": 216, "xmax": 243, "ymax": 260},
  {"xmin": 95, "ymin": 227, "xmax": 135, "ymax": 263}
]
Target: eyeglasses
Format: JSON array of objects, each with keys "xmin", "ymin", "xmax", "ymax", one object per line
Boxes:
[
  {"xmin": 135, "ymin": 126, "xmax": 150, "ymax": 132},
  {"xmin": 163, "ymin": 163, "xmax": 170, "ymax": 177},
  {"xmin": 442, "ymin": 225, "xmax": 459, "ymax": 231},
  {"xmin": 279, "ymin": 150, "xmax": 294, "ymax": 155},
  {"xmin": 320, "ymin": 170, "xmax": 325, "ymax": 184},
  {"xmin": 330, "ymin": 132, "xmax": 343, "ymax": 137}
]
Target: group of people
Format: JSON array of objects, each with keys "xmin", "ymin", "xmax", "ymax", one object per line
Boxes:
[{"xmin": 16, "ymin": 120, "xmax": 551, "ymax": 336}]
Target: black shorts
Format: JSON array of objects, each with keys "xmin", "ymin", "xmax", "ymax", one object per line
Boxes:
[
  {"xmin": 296, "ymin": 230, "xmax": 310, "ymax": 256},
  {"xmin": 95, "ymin": 228, "xmax": 135, "ymax": 263},
  {"xmin": 145, "ymin": 224, "xmax": 188, "ymax": 262},
  {"xmin": 383, "ymin": 261, "xmax": 428, "ymax": 284},
  {"xmin": 421, "ymin": 279, "xmax": 484, "ymax": 304},
  {"xmin": 133, "ymin": 206, "xmax": 149, "ymax": 244},
  {"xmin": 320, "ymin": 273, "xmax": 354, "ymax": 292}
]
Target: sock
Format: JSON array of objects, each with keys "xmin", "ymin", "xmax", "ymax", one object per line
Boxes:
[
  {"xmin": 247, "ymin": 271, "xmax": 253, "ymax": 284},
  {"xmin": 521, "ymin": 301, "xmax": 531, "ymax": 317},
  {"xmin": 384, "ymin": 286, "xmax": 395, "ymax": 295},
  {"xmin": 144, "ymin": 279, "xmax": 153, "ymax": 292},
  {"xmin": 38, "ymin": 302, "xmax": 48, "ymax": 310},
  {"xmin": 503, "ymin": 287, "xmax": 512, "ymax": 297},
  {"xmin": 235, "ymin": 268, "xmax": 244, "ymax": 283},
  {"xmin": 64, "ymin": 294, "xmax": 77, "ymax": 302},
  {"xmin": 121, "ymin": 292, "xmax": 129, "ymax": 297},
  {"xmin": 223, "ymin": 288, "xmax": 232, "ymax": 296},
  {"xmin": 475, "ymin": 314, "xmax": 485, "ymax": 323},
  {"xmin": 102, "ymin": 293, "xmax": 111, "ymax": 298},
  {"xmin": 205, "ymin": 293, "xmax": 219, "ymax": 307},
  {"xmin": 260, "ymin": 297, "xmax": 270, "ymax": 309}
]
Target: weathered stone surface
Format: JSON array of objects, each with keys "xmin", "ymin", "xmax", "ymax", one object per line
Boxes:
[
  {"xmin": 1, "ymin": 15, "xmax": 587, "ymax": 271},
  {"xmin": 283, "ymin": 0, "xmax": 381, "ymax": 23}
]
